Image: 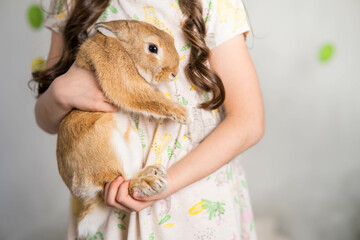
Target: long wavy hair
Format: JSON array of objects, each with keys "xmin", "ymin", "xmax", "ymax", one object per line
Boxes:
[{"xmin": 31, "ymin": 0, "xmax": 225, "ymax": 109}]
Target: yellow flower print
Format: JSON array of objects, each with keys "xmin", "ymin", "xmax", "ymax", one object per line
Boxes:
[
  {"xmin": 164, "ymin": 92, "xmax": 172, "ymax": 100},
  {"xmin": 158, "ymin": 214, "xmax": 175, "ymax": 228},
  {"xmin": 179, "ymin": 55, "xmax": 187, "ymax": 61},
  {"xmin": 56, "ymin": 12, "xmax": 66, "ymax": 19},
  {"xmin": 217, "ymin": 0, "xmax": 247, "ymax": 25},
  {"xmin": 151, "ymin": 130, "xmax": 172, "ymax": 164},
  {"xmin": 189, "ymin": 201, "xmax": 206, "ymax": 215},
  {"xmin": 143, "ymin": 6, "xmax": 174, "ymax": 37}
]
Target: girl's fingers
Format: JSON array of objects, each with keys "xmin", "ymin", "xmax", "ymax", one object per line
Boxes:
[
  {"xmin": 132, "ymin": 192, "xmax": 156, "ymax": 202},
  {"xmin": 104, "ymin": 177, "xmax": 122, "ymax": 205},
  {"xmin": 116, "ymin": 181, "xmax": 155, "ymax": 212},
  {"xmin": 93, "ymin": 101, "xmax": 118, "ymax": 112},
  {"xmin": 104, "ymin": 179, "xmax": 155, "ymax": 213},
  {"xmin": 104, "ymin": 177, "xmax": 132, "ymax": 212},
  {"xmin": 115, "ymin": 180, "xmax": 131, "ymax": 204},
  {"xmin": 103, "ymin": 181, "xmax": 110, "ymax": 199}
]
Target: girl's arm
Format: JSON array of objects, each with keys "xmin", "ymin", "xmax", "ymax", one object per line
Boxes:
[
  {"xmin": 166, "ymin": 33, "xmax": 264, "ymax": 194},
  {"xmin": 35, "ymin": 31, "xmax": 66, "ymax": 133},
  {"xmin": 35, "ymin": 31, "xmax": 117, "ymax": 134},
  {"xmin": 105, "ymin": 33, "xmax": 264, "ymax": 212}
]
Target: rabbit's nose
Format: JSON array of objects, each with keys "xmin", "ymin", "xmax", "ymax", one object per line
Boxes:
[{"xmin": 171, "ymin": 73, "xmax": 176, "ymax": 78}]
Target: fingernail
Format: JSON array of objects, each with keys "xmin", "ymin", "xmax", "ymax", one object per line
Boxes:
[
  {"xmin": 116, "ymin": 176, "xmax": 123, "ymax": 181},
  {"xmin": 133, "ymin": 191, "xmax": 141, "ymax": 198}
]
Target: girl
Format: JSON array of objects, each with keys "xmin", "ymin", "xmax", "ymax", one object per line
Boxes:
[{"xmin": 33, "ymin": 0, "xmax": 264, "ymax": 239}]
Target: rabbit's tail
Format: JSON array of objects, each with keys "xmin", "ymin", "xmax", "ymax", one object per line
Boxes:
[{"xmin": 77, "ymin": 195, "xmax": 108, "ymax": 238}]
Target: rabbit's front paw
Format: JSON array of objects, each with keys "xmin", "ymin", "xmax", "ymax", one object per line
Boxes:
[
  {"xmin": 137, "ymin": 164, "xmax": 167, "ymax": 178},
  {"xmin": 129, "ymin": 165, "xmax": 168, "ymax": 197},
  {"xmin": 169, "ymin": 103, "xmax": 188, "ymax": 124}
]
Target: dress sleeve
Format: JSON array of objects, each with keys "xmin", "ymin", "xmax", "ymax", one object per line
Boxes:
[
  {"xmin": 204, "ymin": 0, "xmax": 250, "ymax": 49},
  {"xmin": 44, "ymin": 0, "xmax": 71, "ymax": 34}
]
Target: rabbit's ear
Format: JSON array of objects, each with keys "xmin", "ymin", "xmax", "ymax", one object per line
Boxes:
[
  {"xmin": 95, "ymin": 21, "xmax": 132, "ymax": 43},
  {"xmin": 95, "ymin": 23, "xmax": 118, "ymax": 39}
]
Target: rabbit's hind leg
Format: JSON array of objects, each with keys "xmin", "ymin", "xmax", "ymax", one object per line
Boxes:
[
  {"xmin": 128, "ymin": 164, "xmax": 168, "ymax": 197},
  {"xmin": 77, "ymin": 195, "xmax": 108, "ymax": 239}
]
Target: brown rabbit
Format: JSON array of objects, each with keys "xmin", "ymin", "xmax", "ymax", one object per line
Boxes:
[{"xmin": 56, "ymin": 20, "xmax": 187, "ymax": 238}]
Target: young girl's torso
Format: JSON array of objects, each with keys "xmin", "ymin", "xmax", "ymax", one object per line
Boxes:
[{"xmin": 46, "ymin": 0, "xmax": 257, "ymax": 239}]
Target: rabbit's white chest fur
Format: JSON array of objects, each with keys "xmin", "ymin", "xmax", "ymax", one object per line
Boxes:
[{"xmin": 111, "ymin": 111, "xmax": 143, "ymax": 179}]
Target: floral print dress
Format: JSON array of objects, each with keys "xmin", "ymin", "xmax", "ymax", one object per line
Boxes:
[{"xmin": 46, "ymin": 0, "xmax": 257, "ymax": 239}]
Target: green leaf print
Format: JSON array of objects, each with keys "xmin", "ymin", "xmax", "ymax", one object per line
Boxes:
[
  {"xmin": 204, "ymin": 16, "xmax": 212, "ymax": 23},
  {"xmin": 118, "ymin": 224, "xmax": 127, "ymax": 230},
  {"xmin": 174, "ymin": 0, "xmax": 180, "ymax": 7},
  {"xmin": 249, "ymin": 220, "xmax": 254, "ymax": 232},
  {"xmin": 138, "ymin": 128, "xmax": 145, "ymax": 140},
  {"xmin": 207, "ymin": 0, "xmax": 214, "ymax": 11},
  {"xmin": 158, "ymin": 214, "xmax": 171, "ymax": 225},
  {"xmin": 101, "ymin": 10, "xmax": 108, "ymax": 22},
  {"xmin": 133, "ymin": 14, "xmax": 140, "ymax": 20},
  {"xmin": 175, "ymin": 139, "xmax": 181, "ymax": 149},
  {"xmin": 241, "ymin": 180, "xmax": 247, "ymax": 188},
  {"xmin": 149, "ymin": 232, "xmax": 155, "ymax": 240},
  {"xmin": 201, "ymin": 199, "xmax": 226, "ymax": 220},
  {"xmin": 180, "ymin": 43, "xmax": 190, "ymax": 52},
  {"xmin": 108, "ymin": 5, "xmax": 118, "ymax": 14},
  {"xmin": 87, "ymin": 232, "xmax": 104, "ymax": 240},
  {"xmin": 137, "ymin": 127, "xmax": 146, "ymax": 148},
  {"xmin": 167, "ymin": 146, "xmax": 173, "ymax": 160},
  {"xmin": 115, "ymin": 210, "xmax": 128, "ymax": 230},
  {"xmin": 227, "ymin": 165, "xmax": 233, "ymax": 181},
  {"xmin": 115, "ymin": 210, "xmax": 127, "ymax": 221},
  {"xmin": 133, "ymin": 115, "xmax": 139, "ymax": 128},
  {"xmin": 181, "ymin": 96, "xmax": 188, "ymax": 105},
  {"xmin": 201, "ymin": 92, "xmax": 210, "ymax": 102},
  {"xmin": 56, "ymin": 0, "xmax": 65, "ymax": 14}
]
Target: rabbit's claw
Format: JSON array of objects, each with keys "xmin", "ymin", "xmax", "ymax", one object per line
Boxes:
[
  {"xmin": 130, "ymin": 165, "xmax": 168, "ymax": 197},
  {"xmin": 169, "ymin": 103, "xmax": 188, "ymax": 125}
]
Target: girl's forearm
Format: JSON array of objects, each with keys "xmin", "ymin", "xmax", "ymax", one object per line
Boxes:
[
  {"xmin": 34, "ymin": 83, "xmax": 70, "ymax": 134},
  {"xmin": 166, "ymin": 115, "xmax": 264, "ymax": 195}
]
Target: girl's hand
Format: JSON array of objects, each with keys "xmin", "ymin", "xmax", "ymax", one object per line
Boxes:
[
  {"xmin": 103, "ymin": 177, "xmax": 156, "ymax": 213},
  {"xmin": 51, "ymin": 64, "xmax": 117, "ymax": 113},
  {"xmin": 35, "ymin": 63, "xmax": 117, "ymax": 134},
  {"xmin": 103, "ymin": 175, "xmax": 174, "ymax": 212}
]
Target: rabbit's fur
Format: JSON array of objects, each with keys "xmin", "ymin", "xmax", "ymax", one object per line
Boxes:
[{"xmin": 56, "ymin": 20, "xmax": 187, "ymax": 238}]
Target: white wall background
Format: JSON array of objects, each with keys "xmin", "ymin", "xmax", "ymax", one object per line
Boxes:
[{"xmin": 0, "ymin": 0, "xmax": 359, "ymax": 239}]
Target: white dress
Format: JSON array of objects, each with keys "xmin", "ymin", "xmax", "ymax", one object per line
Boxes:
[{"xmin": 46, "ymin": 0, "xmax": 257, "ymax": 239}]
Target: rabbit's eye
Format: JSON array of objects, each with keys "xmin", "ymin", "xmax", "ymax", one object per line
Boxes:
[{"xmin": 149, "ymin": 44, "xmax": 158, "ymax": 54}]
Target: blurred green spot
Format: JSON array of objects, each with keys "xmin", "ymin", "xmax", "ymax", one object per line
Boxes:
[
  {"xmin": 319, "ymin": 43, "xmax": 335, "ymax": 62},
  {"xmin": 27, "ymin": 5, "xmax": 44, "ymax": 29}
]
